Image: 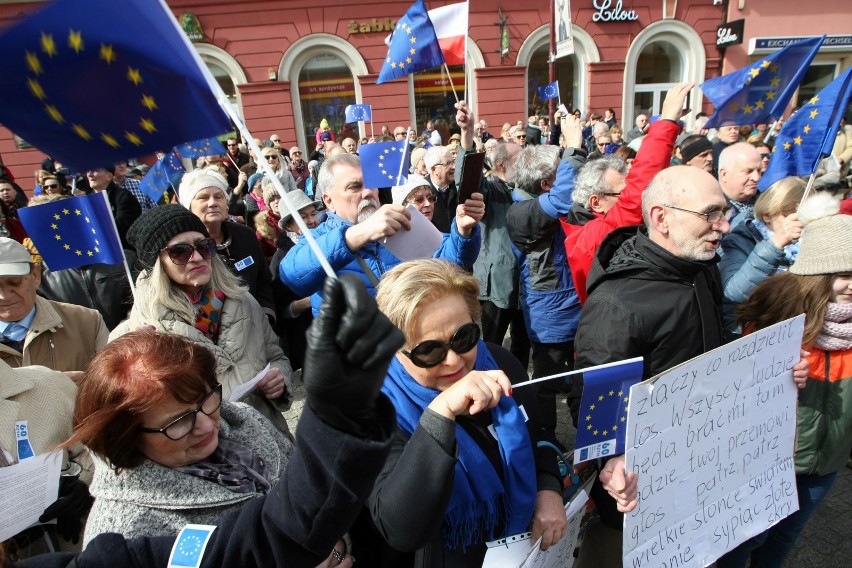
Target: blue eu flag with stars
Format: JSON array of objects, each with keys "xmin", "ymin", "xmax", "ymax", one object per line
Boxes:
[
  {"xmin": 18, "ymin": 193, "xmax": 124, "ymax": 271},
  {"xmin": 345, "ymin": 104, "xmax": 372, "ymax": 123},
  {"xmin": 175, "ymin": 137, "xmax": 227, "ymax": 160},
  {"xmin": 574, "ymin": 358, "xmax": 644, "ymax": 465},
  {"xmin": 538, "ymin": 81, "xmax": 560, "ymax": 101},
  {"xmin": 0, "ymin": 0, "xmax": 232, "ymax": 171},
  {"xmin": 758, "ymin": 67, "xmax": 852, "ymax": 191},
  {"xmin": 703, "ymin": 36, "xmax": 824, "ymax": 129},
  {"xmin": 140, "ymin": 150, "xmax": 185, "ymax": 201},
  {"xmin": 377, "ymin": 0, "xmax": 445, "ymax": 84},
  {"xmin": 359, "ymin": 141, "xmax": 409, "ymax": 188}
]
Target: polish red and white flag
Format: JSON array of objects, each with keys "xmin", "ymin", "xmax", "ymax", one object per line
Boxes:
[
  {"xmin": 384, "ymin": 2, "xmax": 468, "ymax": 67},
  {"xmin": 428, "ymin": 1, "xmax": 468, "ymax": 66}
]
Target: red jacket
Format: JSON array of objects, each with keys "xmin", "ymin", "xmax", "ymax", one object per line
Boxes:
[{"xmin": 560, "ymin": 120, "xmax": 680, "ymax": 304}]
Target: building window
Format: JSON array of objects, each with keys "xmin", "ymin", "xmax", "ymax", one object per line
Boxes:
[
  {"xmin": 632, "ymin": 41, "xmax": 682, "ymax": 119},
  {"xmin": 204, "ymin": 58, "xmax": 239, "ymax": 109},
  {"xmin": 528, "ymin": 45, "xmax": 575, "ymax": 117},
  {"xmin": 412, "ymin": 64, "xmax": 465, "ymax": 143},
  {"xmin": 298, "ymin": 53, "xmax": 358, "ymax": 148}
]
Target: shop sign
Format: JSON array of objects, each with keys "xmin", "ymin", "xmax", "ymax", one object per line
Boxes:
[
  {"xmin": 179, "ymin": 12, "xmax": 206, "ymax": 42},
  {"xmin": 348, "ymin": 18, "xmax": 397, "ymax": 34},
  {"xmin": 716, "ymin": 19, "xmax": 745, "ymax": 48},
  {"xmin": 750, "ymin": 34, "xmax": 852, "ymax": 54},
  {"xmin": 591, "ymin": 0, "xmax": 638, "ymax": 23}
]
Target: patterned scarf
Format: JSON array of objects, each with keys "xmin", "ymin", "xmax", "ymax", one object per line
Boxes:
[
  {"xmin": 175, "ymin": 435, "xmax": 271, "ymax": 494},
  {"xmin": 381, "ymin": 340, "xmax": 537, "ymax": 550},
  {"xmin": 814, "ymin": 302, "xmax": 852, "ymax": 351},
  {"xmin": 187, "ymin": 287, "xmax": 226, "ymax": 342}
]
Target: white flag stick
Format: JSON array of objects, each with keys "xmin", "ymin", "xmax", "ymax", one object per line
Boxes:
[{"xmin": 512, "ymin": 356, "xmax": 644, "ymax": 389}]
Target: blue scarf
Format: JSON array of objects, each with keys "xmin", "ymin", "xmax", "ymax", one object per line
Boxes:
[
  {"xmin": 752, "ymin": 218, "xmax": 799, "ymax": 266},
  {"xmin": 381, "ymin": 340, "xmax": 537, "ymax": 550}
]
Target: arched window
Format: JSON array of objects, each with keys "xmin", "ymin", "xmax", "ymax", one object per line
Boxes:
[
  {"xmin": 622, "ymin": 21, "xmax": 705, "ymax": 129},
  {"xmin": 194, "ymin": 43, "xmax": 247, "ymax": 116},
  {"xmin": 528, "ymin": 44, "xmax": 575, "ymax": 118},
  {"xmin": 632, "ymin": 40, "xmax": 683, "ymax": 119},
  {"xmin": 517, "ymin": 25, "xmax": 599, "ymax": 116},
  {"xmin": 279, "ymin": 34, "xmax": 368, "ymax": 151},
  {"xmin": 298, "ymin": 53, "xmax": 358, "ymax": 147}
]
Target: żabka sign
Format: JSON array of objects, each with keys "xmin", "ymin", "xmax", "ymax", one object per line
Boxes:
[{"xmin": 592, "ymin": 0, "xmax": 639, "ymax": 23}]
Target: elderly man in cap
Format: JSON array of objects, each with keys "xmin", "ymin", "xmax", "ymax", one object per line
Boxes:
[
  {"xmin": 0, "ymin": 238, "xmax": 107, "ymax": 378},
  {"xmin": 678, "ymin": 134, "xmax": 714, "ymax": 173}
]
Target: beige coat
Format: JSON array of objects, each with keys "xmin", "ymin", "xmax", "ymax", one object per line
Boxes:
[
  {"xmin": 110, "ymin": 277, "xmax": 293, "ymax": 435},
  {"xmin": 0, "ymin": 296, "xmax": 108, "ymax": 373}
]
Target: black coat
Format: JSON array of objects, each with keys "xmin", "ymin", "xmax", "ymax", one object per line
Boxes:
[
  {"xmin": 103, "ymin": 182, "xmax": 142, "ymax": 250},
  {"xmin": 575, "ymin": 225, "xmax": 724, "ymax": 529},
  {"xmin": 427, "ymin": 178, "xmax": 458, "ymax": 234},
  {"xmin": 217, "ymin": 221, "xmax": 275, "ymax": 319},
  {"xmin": 16, "ymin": 402, "xmax": 395, "ymax": 568}
]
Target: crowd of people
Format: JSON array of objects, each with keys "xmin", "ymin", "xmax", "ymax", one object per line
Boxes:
[{"xmin": 1, "ymin": 79, "xmax": 851, "ymax": 568}]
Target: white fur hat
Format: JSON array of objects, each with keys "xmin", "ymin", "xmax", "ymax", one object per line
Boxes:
[{"xmin": 178, "ymin": 167, "xmax": 229, "ymax": 209}]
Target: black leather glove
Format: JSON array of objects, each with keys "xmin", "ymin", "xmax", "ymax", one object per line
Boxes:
[
  {"xmin": 304, "ymin": 275, "xmax": 404, "ymax": 437},
  {"xmin": 39, "ymin": 474, "xmax": 94, "ymax": 544}
]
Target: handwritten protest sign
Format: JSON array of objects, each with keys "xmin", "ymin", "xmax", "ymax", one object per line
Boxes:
[{"xmin": 623, "ymin": 315, "xmax": 804, "ymax": 567}]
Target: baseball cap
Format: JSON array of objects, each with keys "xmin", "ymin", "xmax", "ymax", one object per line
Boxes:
[{"xmin": 0, "ymin": 238, "xmax": 34, "ymax": 276}]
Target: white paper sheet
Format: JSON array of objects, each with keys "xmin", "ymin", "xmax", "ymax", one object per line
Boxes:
[
  {"xmin": 382, "ymin": 205, "xmax": 444, "ymax": 261},
  {"xmin": 228, "ymin": 363, "xmax": 271, "ymax": 402},
  {"xmin": 623, "ymin": 315, "xmax": 804, "ymax": 567},
  {"xmin": 0, "ymin": 451, "xmax": 62, "ymax": 542}
]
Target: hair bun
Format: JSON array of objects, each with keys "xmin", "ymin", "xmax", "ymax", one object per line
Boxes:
[{"xmin": 797, "ymin": 191, "xmax": 840, "ymax": 227}]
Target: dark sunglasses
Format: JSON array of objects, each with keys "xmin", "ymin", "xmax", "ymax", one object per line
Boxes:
[
  {"xmin": 410, "ymin": 194, "xmax": 438, "ymax": 205},
  {"xmin": 402, "ymin": 322, "xmax": 480, "ymax": 368},
  {"xmin": 265, "ymin": 155, "xmax": 279, "ymax": 160},
  {"xmin": 44, "ymin": 183, "xmax": 60, "ymax": 189},
  {"xmin": 160, "ymin": 238, "xmax": 216, "ymax": 265},
  {"xmin": 140, "ymin": 384, "xmax": 222, "ymax": 441}
]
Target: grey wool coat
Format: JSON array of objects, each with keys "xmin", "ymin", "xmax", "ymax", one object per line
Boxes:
[{"xmin": 83, "ymin": 402, "xmax": 293, "ymax": 544}]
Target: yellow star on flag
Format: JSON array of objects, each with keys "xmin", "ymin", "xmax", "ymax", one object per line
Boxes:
[
  {"xmin": 810, "ymin": 109, "xmax": 819, "ymax": 119},
  {"xmin": 101, "ymin": 133, "xmax": 119, "ymax": 148},
  {"xmin": 139, "ymin": 118, "xmax": 156, "ymax": 133},
  {"xmin": 25, "ymin": 51, "xmax": 42, "ymax": 75},
  {"xmin": 41, "ymin": 33, "xmax": 57, "ymax": 57},
  {"xmin": 794, "ymin": 136, "xmax": 803, "ymax": 145},
  {"xmin": 755, "ymin": 100, "xmax": 765, "ymax": 110},
  {"xmin": 127, "ymin": 67, "xmax": 142, "ymax": 85},
  {"xmin": 783, "ymin": 141, "xmax": 792, "ymax": 150},
  {"xmin": 28, "ymin": 79, "xmax": 46, "ymax": 100},
  {"xmin": 72, "ymin": 124, "xmax": 92, "ymax": 141},
  {"xmin": 803, "ymin": 125, "xmax": 811, "ymax": 134},
  {"xmin": 100, "ymin": 44, "xmax": 116, "ymax": 64},
  {"xmin": 68, "ymin": 29, "xmax": 84, "ymax": 53},
  {"xmin": 141, "ymin": 94, "xmax": 157, "ymax": 111},
  {"xmin": 45, "ymin": 104, "xmax": 64, "ymax": 123}
]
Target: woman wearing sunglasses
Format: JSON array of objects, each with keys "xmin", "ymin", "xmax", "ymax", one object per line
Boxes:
[
  {"xmin": 359, "ymin": 259, "xmax": 566, "ymax": 567},
  {"xmin": 110, "ymin": 205, "xmax": 293, "ymax": 437},
  {"xmin": 68, "ymin": 330, "xmax": 294, "ymax": 545}
]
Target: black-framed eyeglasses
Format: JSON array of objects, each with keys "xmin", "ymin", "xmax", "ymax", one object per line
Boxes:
[
  {"xmin": 410, "ymin": 194, "xmax": 438, "ymax": 205},
  {"xmin": 159, "ymin": 238, "xmax": 216, "ymax": 265},
  {"xmin": 664, "ymin": 204, "xmax": 731, "ymax": 224},
  {"xmin": 140, "ymin": 384, "xmax": 222, "ymax": 441},
  {"xmin": 437, "ymin": 160, "xmax": 454, "ymax": 167},
  {"xmin": 402, "ymin": 322, "xmax": 480, "ymax": 368}
]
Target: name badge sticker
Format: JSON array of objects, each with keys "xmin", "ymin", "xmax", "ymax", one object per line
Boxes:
[
  {"xmin": 15, "ymin": 420, "xmax": 35, "ymax": 461},
  {"xmin": 234, "ymin": 256, "xmax": 255, "ymax": 272},
  {"xmin": 168, "ymin": 524, "xmax": 217, "ymax": 568}
]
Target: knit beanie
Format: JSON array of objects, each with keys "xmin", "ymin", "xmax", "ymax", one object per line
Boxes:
[
  {"xmin": 127, "ymin": 205, "xmax": 209, "ymax": 270},
  {"xmin": 789, "ymin": 193, "xmax": 852, "ymax": 275},
  {"xmin": 679, "ymin": 135, "xmax": 713, "ymax": 164},
  {"xmin": 248, "ymin": 172, "xmax": 265, "ymax": 193},
  {"xmin": 410, "ymin": 147, "xmax": 427, "ymax": 172},
  {"xmin": 320, "ymin": 118, "xmax": 329, "ymax": 129},
  {"xmin": 178, "ymin": 167, "xmax": 229, "ymax": 209}
]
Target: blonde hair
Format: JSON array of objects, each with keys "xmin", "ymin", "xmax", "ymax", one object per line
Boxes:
[
  {"xmin": 753, "ymin": 177, "xmax": 806, "ymax": 220},
  {"xmin": 140, "ymin": 253, "xmax": 247, "ymax": 323},
  {"xmin": 376, "ymin": 259, "xmax": 480, "ymax": 343}
]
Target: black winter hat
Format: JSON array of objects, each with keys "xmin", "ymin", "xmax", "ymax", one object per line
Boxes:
[
  {"xmin": 127, "ymin": 205, "xmax": 209, "ymax": 269},
  {"xmin": 679, "ymin": 135, "xmax": 713, "ymax": 164}
]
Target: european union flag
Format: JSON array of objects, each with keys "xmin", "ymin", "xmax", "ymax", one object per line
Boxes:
[
  {"xmin": 140, "ymin": 151, "xmax": 184, "ymax": 201},
  {"xmin": 758, "ymin": 67, "xmax": 852, "ymax": 191},
  {"xmin": 0, "ymin": 0, "xmax": 231, "ymax": 172},
  {"xmin": 703, "ymin": 36, "xmax": 824, "ymax": 129},
  {"xmin": 175, "ymin": 137, "xmax": 226, "ymax": 160},
  {"xmin": 359, "ymin": 141, "xmax": 409, "ymax": 188},
  {"xmin": 538, "ymin": 81, "xmax": 560, "ymax": 101},
  {"xmin": 18, "ymin": 193, "xmax": 124, "ymax": 271},
  {"xmin": 574, "ymin": 358, "xmax": 644, "ymax": 465},
  {"xmin": 168, "ymin": 525, "xmax": 216, "ymax": 568},
  {"xmin": 377, "ymin": 0, "xmax": 445, "ymax": 85},
  {"xmin": 345, "ymin": 104, "xmax": 373, "ymax": 123}
]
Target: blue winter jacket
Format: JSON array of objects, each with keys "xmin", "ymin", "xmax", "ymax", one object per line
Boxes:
[
  {"xmin": 505, "ymin": 160, "xmax": 581, "ymax": 344},
  {"xmin": 280, "ymin": 211, "xmax": 481, "ymax": 316}
]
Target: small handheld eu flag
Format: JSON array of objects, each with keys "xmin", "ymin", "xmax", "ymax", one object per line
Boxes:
[
  {"xmin": 359, "ymin": 140, "xmax": 409, "ymax": 188},
  {"xmin": 345, "ymin": 104, "xmax": 373, "ymax": 123},
  {"xmin": 538, "ymin": 81, "xmax": 560, "ymax": 102},
  {"xmin": 19, "ymin": 193, "xmax": 125, "ymax": 271}
]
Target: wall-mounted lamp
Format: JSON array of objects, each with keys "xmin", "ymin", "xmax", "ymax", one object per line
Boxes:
[{"xmin": 267, "ymin": 67, "xmax": 277, "ymax": 81}]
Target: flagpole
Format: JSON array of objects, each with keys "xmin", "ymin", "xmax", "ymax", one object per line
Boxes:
[
  {"xmin": 396, "ymin": 128, "xmax": 411, "ymax": 186},
  {"xmin": 512, "ymin": 356, "xmax": 645, "ymax": 390},
  {"xmin": 800, "ymin": 172, "xmax": 817, "ymax": 204},
  {"xmin": 443, "ymin": 62, "xmax": 459, "ymax": 104},
  {"xmin": 369, "ymin": 119, "xmax": 374, "ymax": 141},
  {"xmin": 98, "ymin": 190, "xmax": 138, "ymax": 305},
  {"xmin": 155, "ymin": 0, "xmax": 336, "ymax": 281}
]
